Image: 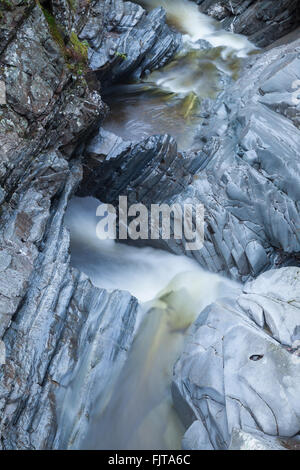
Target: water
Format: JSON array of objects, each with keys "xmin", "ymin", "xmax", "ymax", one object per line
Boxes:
[
  {"xmin": 65, "ymin": 0, "xmax": 250, "ymax": 449},
  {"xmin": 135, "ymin": 0, "xmax": 253, "ymax": 51},
  {"xmin": 103, "ymin": 0, "xmax": 255, "ymax": 150},
  {"xmin": 65, "ymin": 197, "xmax": 240, "ymax": 449},
  {"xmin": 66, "ymin": 197, "xmax": 212, "ymax": 302}
]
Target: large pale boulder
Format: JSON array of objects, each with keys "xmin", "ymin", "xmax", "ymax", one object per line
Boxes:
[{"xmin": 173, "ymin": 267, "xmax": 300, "ymax": 450}]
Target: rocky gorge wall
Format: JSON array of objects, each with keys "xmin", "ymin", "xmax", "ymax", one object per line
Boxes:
[
  {"xmin": 192, "ymin": 0, "xmax": 300, "ymax": 47},
  {"xmin": 82, "ymin": 39, "xmax": 300, "ymax": 283},
  {"xmin": 0, "ymin": 0, "xmax": 181, "ymax": 449},
  {"xmin": 0, "ymin": 0, "xmax": 299, "ymax": 450}
]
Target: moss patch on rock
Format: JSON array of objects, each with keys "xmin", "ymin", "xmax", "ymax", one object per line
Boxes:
[
  {"xmin": 41, "ymin": 5, "xmax": 66, "ymax": 51},
  {"xmin": 39, "ymin": 2, "xmax": 89, "ymax": 77}
]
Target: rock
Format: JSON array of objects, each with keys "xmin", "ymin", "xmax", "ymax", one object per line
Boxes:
[
  {"xmin": 83, "ymin": 0, "xmax": 182, "ymax": 84},
  {"xmin": 79, "ymin": 129, "xmax": 192, "ymax": 205},
  {"xmin": 173, "ymin": 267, "xmax": 300, "ymax": 450},
  {"xmin": 0, "ymin": 0, "xmax": 166, "ymax": 450},
  {"xmin": 45, "ymin": 86, "xmax": 107, "ymax": 158},
  {"xmin": 229, "ymin": 428, "xmax": 287, "ymax": 451},
  {"xmin": 0, "ymin": 165, "xmax": 139, "ymax": 449},
  {"xmin": 52, "ymin": 0, "xmax": 74, "ymax": 33},
  {"xmin": 0, "ymin": 81, "xmax": 5, "ymax": 105},
  {"xmin": 238, "ymin": 268, "xmax": 300, "ymax": 345},
  {"xmin": 1, "ymin": 0, "xmax": 299, "ymax": 452},
  {"xmin": 193, "ymin": 0, "xmax": 300, "ymax": 47},
  {"xmin": 174, "ymin": 40, "xmax": 300, "ymax": 281},
  {"xmin": 0, "ymin": 0, "xmax": 35, "ymax": 55},
  {"xmin": 182, "ymin": 420, "xmax": 214, "ymax": 450},
  {"xmin": 0, "ymin": 4, "xmax": 106, "ymax": 184},
  {"xmin": 94, "ymin": 40, "xmax": 300, "ymax": 281},
  {"xmin": 2, "ymin": 6, "xmax": 65, "ymax": 119}
]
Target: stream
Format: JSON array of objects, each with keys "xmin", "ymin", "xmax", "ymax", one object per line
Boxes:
[
  {"xmin": 65, "ymin": 0, "xmax": 253, "ymax": 450},
  {"xmin": 103, "ymin": 0, "xmax": 254, "ymax": 150}
]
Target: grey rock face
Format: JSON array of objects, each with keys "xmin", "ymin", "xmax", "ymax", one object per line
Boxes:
[
  {"xmin": 0, "ymin": 163, "xmax": 138, "ymax": 449},
  {"xmin": 3, "ymin": 6, "xmax": 64, "ymax": 119},
  {"xmin": 170, "ymin": 40, "xmax": 300, "ymax": 281},
  {"xmin": 79, "ymin": 128, "xmax": 193, "ymax": 205},
  {"xmin": 84, "ymin": 40, "xmax": 300, "ymax": 282},
  {"xmin": 0, "ymin": 0, "xmax": 35, "ymax": 55},
  {"xmin": 192, "ymin": 0, "xmax": 300, "ymax": 47},
  {"xmin": 1, "ymin": 0, "xmax": 300, "ymax": 452},
  {"xmin": 173, "ymin": 267, "xmax": 300, "ymax": 450},
  {"xmin": 0, "ymin": 0, "xmax": 158, "ymax": 450},
  {"xmin": 228, "ymin": 428, "xmax": 287, "ymax": 451},
  {"xmin": 82, "ymin": 0, "xmax": 182, "ymax": 84},
  {"xmin": 0, "ymin": 4, "xmax": 106, "ymax": 185}
]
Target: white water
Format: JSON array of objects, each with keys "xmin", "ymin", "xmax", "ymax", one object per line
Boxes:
[
  {"xmin": 137, "ymin": 0, "xmax": 254, "ymax": 54},
  {"xmin": 66, "ymin": 197, "xmax": 239, "ymax": 303},
  {"xmin": 104, "ymin": 0, "xmax": 256, "ymax": 150},
  {"xmin": 65, "ymin": 0, "xmax": 250, "ymax": 450},
  {"xmin": 65, "ymin": 197, "xmax": 240, "ymax": 449}
]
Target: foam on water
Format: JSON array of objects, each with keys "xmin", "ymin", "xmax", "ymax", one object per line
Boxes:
[
  {"xmin": 64, "ymin": 0, "xmax": 251, "ymax": 449},
  {"xmin": 65, "ymin": 197, "xmax": 240, "ymax": 449},
  {"xmin": 66, "ymin": 197, "xmax": 216, "ymax": 302},
  {"xmin": 103, "ymin": 0, "xmax": 256, "ymax": 150},
  {"xmin": 136, "ymin": 0, "xmax": 254, "ymax": 54}
]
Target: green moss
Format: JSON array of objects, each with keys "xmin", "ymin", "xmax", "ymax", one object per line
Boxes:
[
  {"xmin": 41, "ymin": 6, "xmax": 65, "ymax": 53},
  {"xmin": 69, "ymin": 31, "xmax": 88, "ymax": 62},
  {"xmin": 115, "ymin": 51, "xmax": 127, "ymax": 61},
  {"xmin": 67, "ymin": 0, "xmax": 77, "ymax": 12},
  {"xmin": 39, "ymin": 4, "xmax": 89, "ymax": 78},
  {"xmin": 0, "ymin": 0, "xmax": 14, "ymax": 17},
  {"xmin": 67, "ymin": 62, "xmax": 85, "ymax": 76},
  {"xmin": 0, "ymin": 0, "xmax": 13, "ymax": 9}
]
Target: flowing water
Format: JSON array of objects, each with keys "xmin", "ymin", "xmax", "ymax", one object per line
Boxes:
[
  {"xmin": 103, "ymin": 0, "xmax": 255, "ymax": 150},
  {"xmin": 65, "ymin": 0, "xmax": 252, "ymax": 450},
  {"xmin": 65, "ymin": 197, "xmax": 239, "ymax": 449}
]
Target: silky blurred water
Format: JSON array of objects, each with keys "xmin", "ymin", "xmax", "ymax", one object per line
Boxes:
[
  {"xmin": 65, "ymin": 197, "xmax": 240, "ymax": 449},
  {"xmin": 135, "ymin": 0, "xmax": 253, "ymax": 51},
  {"xmin": 65, "ymin": 0, "xmax": 250, "ymax": 449},
  {"xmin": 103, "ymin": 0, "xmax": 255, "ymax": 150}
]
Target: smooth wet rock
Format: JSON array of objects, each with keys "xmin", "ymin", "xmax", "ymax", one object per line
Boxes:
[
  {"xmin": 174, "ymin": 40, "xmax": 300, "ymax": 280},
  {"xmin": 1, "ymin": 0, "xmax": 299, "ymax": 452},
  {"xmin": 193, "ymin": 0, "xmax": 300, "ymax": 47},
  {"xmin": 182, "ymin": 420, "xmax": 214, "ymax": 450},
  {"xmin": 79, "ymin": 129, "xmax": 192, "ymax": 205},
  {"xmin": 0, "ymin": 162, "xmax": 139, "ymax": 450},
  {"xmin": 83, "ymin": 0, "xmax": 182, "ymax": 84},
  {"xmin": 229, "ymin": 428, "xmax": 287, "ymax": 451},
  {"xmin": 86, "ymin": 40, "xmax": 300, "ymax": 281},
  {"xmin": 173, "ymin": 267, "xmax": 300, "ymax": 450},
  {"xmin": 0, "ymin": 0, "xmax": 152, "ymax": 450}
]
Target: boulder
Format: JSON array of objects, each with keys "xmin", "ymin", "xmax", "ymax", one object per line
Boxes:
[{"xmin": 173, "ymin": 267, "xmax": 300, "ymax": 450}]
